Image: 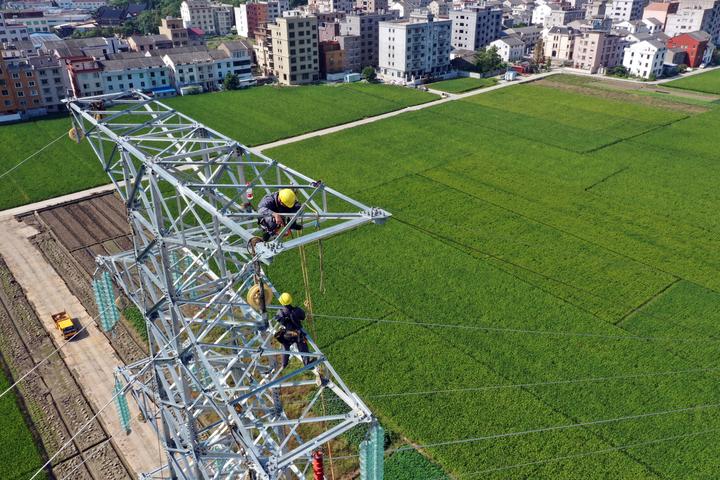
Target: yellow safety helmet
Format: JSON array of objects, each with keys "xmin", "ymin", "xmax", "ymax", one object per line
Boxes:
[
  {"xmin": 279, "ymin": 292, "xmax": 293, "ymax": 306},
  {"xmin": 278, "ymin": 188, "xmax": 296, "ymax": 207}
]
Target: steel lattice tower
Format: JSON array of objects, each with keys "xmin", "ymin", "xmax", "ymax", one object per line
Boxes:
[{"xmin": 67, "ymin": 91, "xmax": 390, "ymax": 479}]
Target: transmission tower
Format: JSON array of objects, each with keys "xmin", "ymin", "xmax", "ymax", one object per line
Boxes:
[{"xmin": 67, "ymin": 91, "xmax": 390, "ymax": 479}]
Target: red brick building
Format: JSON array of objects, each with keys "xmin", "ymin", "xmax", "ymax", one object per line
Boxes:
[
  {"xmin": 667, "ymin": 31, "xmax": 713, "ymax": 68},
  {"xmin": 319, "ymin": 40, "xmax": 344, "ymax": 76}
]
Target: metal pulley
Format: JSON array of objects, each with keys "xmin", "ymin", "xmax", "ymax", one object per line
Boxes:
[
  {"xmin": 68, "ymin": 126, "xmax": 84, "ymax": 143},
  {"xmin": 246, "ymin": 283, "xmax": 273, "ymax": 312}
]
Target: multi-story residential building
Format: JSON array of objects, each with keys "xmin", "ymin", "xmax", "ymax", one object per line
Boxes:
[
  {"xmin": 642, "ymin": 1, "xmax": 679, "ymax": 28},
  {"xmin": 504, "ymin": 25, "xmax": 542, "ymax": 53},
  {"xmin": 571, "ymin": 30, "xmax": 624, "ymax": 72},
  {"xmin": 39, "ymin": 36, "xmax": 125, "ymax": 59},
  {"xmin": 162, "ymin": 49, "xmax": 251, "ymax": 90},
  {"xmin": 378, "ymin": 12, "xmax": 452, "ymax": 83},
  {"xmin": 666, "ymin": 30, "xmax": 715, "ymax": 66},
  {"xmin": 234, "ymin": 0, "xmax": 289, "ymax": 37},
  {"xmin": 0, "ymin": 12, "xmax": 30, "ymax": 44},
  {"xmin": 450, "ymin": 6, "xmax": 503, "ymax": 50},
  {"xmin": 236, "ymin": 2, "xmax": 268, "ymax": 37},
  {"xmin": 159, "ymin": 17, "xmax": 205, "ymax": 47},
  {"xmin": 428, "ymin": 0, "xmax": 450, "ymax": 17},
  {"xmin": 544, "ymin": 6, "xmax": 585, "ymax": 27},
  {"xmin": 665, "ymin": 0, "xmax": 720, "ymax": 44},
  {"xmin": 269, "ymin": 14, "xmax": 319, "ymax": 85},
  {"xmin": 0, "ymin": 50, "xmax": 44, "ymax": 118},
  {"xmin": 544, "ymin": 25, "xmax": 577, "ymax": 61},
  {"xmin": 128, "ymin": 34, "xmax": 174, "ymax": 52},
  {"xmin": 531, "ymin": 0, "xmax": 553, "ymax": 25},
  {"xmin": 181, "ymin": 0, "xmax": 233, "ymax": 35},
  {"xmin": 181, "ymin": 0, "xmax": 216, "ymax": 33},
  {"xmin": 28, "ymin": 54, "xmax": 68, "ymax": 113},
  {"xmin": 356, "ymin": 0, "xmax": 389, "ymax": 13},
  {"xmin": 214, "ymin": 3, "xmax": 234, "ymax": 34},
  {"xmin": 66, "ymin": 57, "xmax": 104, "ymax": 97},
  {"xmin": 217, "ymin": 40, "xmax": 255, "ymax": 86},
  {"xmin": 622, "ymin": 38, "xmax": 666, "ymax": 77},
  {"xmin": 2, "ymin": 10, "xmax": 92, "ymax": 33},
  {"xmin": 55, "ymin": 0, "xmax": 107, "ymax": 9},
  {"xmin": 100, "ymin": 57, "xmax": 172, "ymax": 94},
  {"xmin": 607, "ymin": 0, "xmax": 644, "ymax": 20},
  {"xmin": 319, "ymin": 40, "xmax": 345, "ymax": 76},
  {"xmin": 253, "ymin": 25, "xmax": 274, "ymax": 75},
  {"xmin": 337, "ymin": 33, "xmax": 362, "ymax": 70},
  {"xmin": 339, "ymin": 11, "xmax": 398, "ymax": 68},
  {"xmin": 584, "ymin": 0, "xmax": 608, "ymax": 18},
  {"xmin": 489, "ymin": 34, "xmax": 525, "ymax": 61}
]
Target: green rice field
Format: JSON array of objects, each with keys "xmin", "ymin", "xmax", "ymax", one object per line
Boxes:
[
  {"xmin": 1, "ymin": 74, "xmax": 719, "ymax": 478},
  {"xmin": 0, "ymin": 370, "xmax": 47, "ymax": 479},
  {"xmin": 0, "ymin": 83, "xmax": 436, "ymax": 211},
  {"xmin": 664, "ymin": 68, "xmax": 720, "ymax": 95},
  {"xmin": 265, "ymin": 81, "xmax": 720, "ymax": 478}
]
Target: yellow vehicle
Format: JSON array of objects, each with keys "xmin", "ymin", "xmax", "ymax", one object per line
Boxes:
[{"xmin": 52, "ymin": 311, "xmax": 78, "ymax": 340}]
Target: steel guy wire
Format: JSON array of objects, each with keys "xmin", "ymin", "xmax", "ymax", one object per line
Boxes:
[
  {"xmin": 330, "ymin": 402, "xmax": 720, "ymax": 461},
  {"xmin": 0, "ymin": 133, "xmax": 66, "ymax": 181},
  {"xmin": 0, "ymin": 297, "xmax": 120, "ymax": 401},
  {"xmin": 426, "ymin": 427, "xmax": 720, "ymax": 480},
  {"xmin": 311, "ymin": 313, "xmax": 720, "ymax": 343}
]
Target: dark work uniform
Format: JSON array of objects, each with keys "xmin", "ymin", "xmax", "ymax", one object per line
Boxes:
[
  {"xmin": 274, "ymin": 305, "xmax": 309, "ymax": 368},
  {"xmin": 257, "ymin": 192, "xmax": 302, "ymax": 240}
]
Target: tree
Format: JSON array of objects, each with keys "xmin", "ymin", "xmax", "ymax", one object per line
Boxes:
[
  {"xmin": 606, "ymin": 65, "xmax": 628, "ymax": 78},
  {"xmin": 532, "ymin": 39, "xmax": 544, "ymax": 67},
  {"xmin": 677, "ymin": 63, "xmax": 688, "ymax": 73},
  {"xmin": 136, "ymin": 10, "xmax": 160, "ymax": 35},
  {"xmin": 223, "ymin": 73, "xmax": 240, "ymax": 90},
  {"xmin": 362, "ymin": 66, "xmax": 376, "ymax": 82},
  {"xmin": 474, "ymin": 46, "xmax": 503, "ymax": 74}
]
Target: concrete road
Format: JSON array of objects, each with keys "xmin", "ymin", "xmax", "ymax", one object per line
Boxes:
[{"xmin": 0, "ymin": 218, "xmax": 163, "ymax": 477}]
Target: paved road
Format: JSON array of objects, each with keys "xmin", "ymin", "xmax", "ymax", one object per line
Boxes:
[{"xmin": 0, "ymin": 218, "xmax": 163, "ymax": 476}]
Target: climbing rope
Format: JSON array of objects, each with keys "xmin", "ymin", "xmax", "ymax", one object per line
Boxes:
[{"xmin": 296, "ymin": 230, "xmax": 337, "ymax": 480}]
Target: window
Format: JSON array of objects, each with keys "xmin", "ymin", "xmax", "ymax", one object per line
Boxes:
[
  {"xmin": 25, "ymin": 71, "xmax": 32, "ymax": 77},
  {"xmin": 17, "ymin": 91, "xmax": 24, "ymax": 97}
]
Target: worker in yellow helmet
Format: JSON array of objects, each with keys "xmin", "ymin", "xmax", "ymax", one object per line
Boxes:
[
  {"xmin": 257, "ymin": 188, "xmax": 303, "ymax": 241},
  {"xmin": 273, "ymin": 292, "xmax": 309, "ymax": 369}
]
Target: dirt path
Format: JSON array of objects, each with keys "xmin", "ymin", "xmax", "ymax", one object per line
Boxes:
[{"xmin": 0, "ymin": 218, "xmax": 162, "ymax": 477}]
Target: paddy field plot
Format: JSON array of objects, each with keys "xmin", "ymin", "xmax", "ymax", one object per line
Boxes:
[
  {"xmin": 267, "ymin": 82, "xmax": 720, "ymax": 479},
  {"xmin": 0, "ymin": 83, "xmax": 436, "ymax": 211}
]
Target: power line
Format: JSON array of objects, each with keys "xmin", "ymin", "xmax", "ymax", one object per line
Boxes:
[
  {"xmin": 0, "ymin": 133, "xmax": 66, "ymax": 181},
  {"xmin": 331, "ymin": 402, "xmax": 720, "ymax": 461},
  {"xmin": 428, "ymin": 428, "xmax": 720, "ymax": 479},
  {"xmin": 367, "ymin": 366, "xmax": 720, "ymax": 399},
  {"xmin": 311, "ymin": 313, "xmax": 719, "ymax": 343},
  {"xmin": 0, "ymin": 298, "xmax": 120, "ymax": 401}
]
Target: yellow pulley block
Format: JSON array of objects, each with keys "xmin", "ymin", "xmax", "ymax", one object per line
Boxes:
[
  {"xmin": 246, "ymin": 283, "xmax": 273, "ymax": 311},
  {"xmin": 68, "ymin": 127, "xmax": 84, "ymax": 143}
]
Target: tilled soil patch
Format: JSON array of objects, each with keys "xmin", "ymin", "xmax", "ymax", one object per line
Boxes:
[{"xmin": 0, "ymin": 256, "xmax": 131, "ymax": 480}]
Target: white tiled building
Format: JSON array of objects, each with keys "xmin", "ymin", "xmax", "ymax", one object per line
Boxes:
[
  {"xmin": 100, "ymin": 57, "xmax": 173, "ymax": 94},
  {"xmin": 622, "ymin": 39, "xmax": 666, "ymax": 78},
  {"xmin": 378, "ymin": 11, "xmax": 452, "ymax": 84},
  {"xmin": 162, "ymin": 49, "xmax": 250, "ymax": 91},
  {"xmin": 490, "ymin": 35, "xmax": 525, "ymax": 61},
  {"xmin": 181, "ymin": 0, "xmax": 234, "ymax": 35},
  {"xmin": 607, "ymin": 0, "xmax": 645, "ymax": 21}
]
